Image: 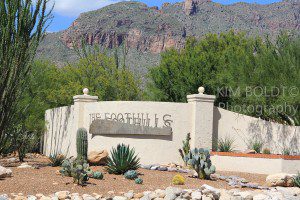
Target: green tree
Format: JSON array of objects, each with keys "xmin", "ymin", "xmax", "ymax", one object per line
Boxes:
[
  {"xmin": 0, "ymin": 0, "xmax": 52, "ymax": 154},
  {"xmin": 147, "ymin": 31, "xmax": 300, "ymax": 125}
]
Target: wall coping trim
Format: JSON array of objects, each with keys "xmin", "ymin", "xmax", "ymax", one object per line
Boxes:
[
  {"xmin": 73, "ymin": 95, "xmax": 98, "ymax": 102},
  {"xmin": 187, "ymin": 94, "xmax": 216, "ymax": 103}
]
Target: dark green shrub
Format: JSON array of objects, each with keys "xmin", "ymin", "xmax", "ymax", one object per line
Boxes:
[
  {"xmin": 93, "ymin": 171, "xmax": 104, "ymax": 180},
  {"xmin": 282, "ymin": 147, "xmax": 291, "ymax": 155},
  {"xmin": 246, "ymin": 138, "xmax": 264, "ymax": 153},
  {"xmin": 124, "ymin": 170, "xmax": 138, "ymax": 180},
  {"xmin": 218, "ymin": 136, "xmax": 235, "ymax": 152},
  {"xmin": 107, "ymin": 144, "xmax": 140, "ymax": 174},
  {"xmin": 135, "ymin": 178, "xmax": 143, "ymax": 184}
]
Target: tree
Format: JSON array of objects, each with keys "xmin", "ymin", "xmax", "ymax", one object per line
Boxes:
[
  {"xmin": 146, "ymin": 31, "xmax": 300, "ymax": 125},
  {"xmin": 0, "ymin": 0, "xmax": 52, "ymax": 153}
]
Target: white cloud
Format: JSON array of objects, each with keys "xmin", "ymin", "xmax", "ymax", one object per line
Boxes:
[{"xmin": 49, "ymin": 0, "xmax": 124, "ymax": 17}]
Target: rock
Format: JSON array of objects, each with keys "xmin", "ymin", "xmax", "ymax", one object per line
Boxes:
[
  {"xmin": 167, "ymin": 168, "xmax": 178, "ymax": 172},
  {"xmin": 155, "ymin": 189, "xmax": 166, "ymax": 198},
  {"xmin": 244, "ymin": 150, "xmax": 257, "ymax": 154},
  {"xmin": 124, "ymin": 191, "xmax": 134, "ymax": 199},
  {"xmin": 0, "ymin": 194, "xmax": 8, "ymax": 200},
  {"xmin": 236, "ymin": 191, "xmax": 253, "ymax": 200},
  {"xmin": 88, "ymin": 150, "xmax": 108, "ymax": 165},
  {"xmin": 7, "ymin": 158, "xmax": 18, "ymax": 163},
  {"xmin": 0, "ymin": 166, "xmax": 12, "ymax": 178},
  {"xmin": 165, "ymin": 187, "xmax": 182, "ymax": 200},
  {"xmin": 83, "ymin": 194, "xmax": 97, "ymax": 200},
  {"xmin": 191, "ymin": 191, "xmax": 202, "ymax": 199},
  {"xmin": 133, "ymin": 193, "xmax": 143, "ymax": 199},
  {"xmin": 200, "ymin": 184, "xmax": 220, "ymax": 200},
  {"xmin": 201, "ymin": 196, "xmax": 213, "ymax": 200},
  {"xmin": 266, "ymin": 173, "xmax": 295, "ymax": 187},
  {"xmin": 140, "ymin": 195, "xmax": 151, "ymax": 200},
  {"xmin": 150, "ymin": 165, "xmax": 159, "ymax": 170},
  {"xmin": 14, "ymin": 196, "xmax": 27, "ymax": 200},
  {"xmin": 157, "ymin": 167, "xmax": 168, "ymax": 171},
  {"xmin": 55, "ymin": 191, "xmax": 70, "ymax": 200},
  {"xmin": 17, "ymin": 163, "xmax": 32, "ymax": 169},
  {"xmin": 27, "ymin": 195, "xmax": 37, "ymax": 200},
  {"xmin": 140, "ymin": 165, "xmax": 152, "ymax": 170},
  {"xmin": 40, "ymin": 196, "xmax": 52, "ymax": 200},
  {"xmin": 210, "ymin": 174, "xmax": 220, "ymax": 181},
  {"xmin": 112, "ymin": 196, "xmax": 127, "ymax": 200},
  {"xmin": 253, "ymin": 194, "xmax": 271, "ymax": 200}
]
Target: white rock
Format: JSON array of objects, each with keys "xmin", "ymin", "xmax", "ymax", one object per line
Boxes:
[
  {"xmin": 55, "ymin": 191, "xmax": 70, "ymax": 200},
  {"xmin": 124, "ymin": 191, "xmax": 134, "ymax": 199},
  {"xmin": 266, "ymin": 173, "xmax": 295, "ymax": 187},
  {"xmin": 0, "ymin": 166, "xmax": 12, "ymax": 178},
  {"xmin": 201, "ymin": 196, "xmax": 213, "ymax": 200},
  {"xmin": 155, "ymin": 189, "xmax": 166, "ymax": 198},
  {"xmin": 200, "ymin": 184, "xmax": 220, "ymax": 199},
  {"xmin": 191, "ymin": 191, "xmax": 202, "ymax": 199},
  {"xmin": 0, "ymin": 194, "xmax": 8, "ymax": 200},
  {"xmin": 236, "ymin": 191, "xmax": 253, "ymax": 200},
  {"xmin": 17, "ymin": 163, "xmax": 33, "ymax": 169},
  {"xmin": 40, "ymin": 196, "xmax": 52, "ymax": 200},
  {"xmin": 253, "ymin": 194, "xmax": 271, "ymax": 200},
  {"xmin": 83, "ymin": 194, "xmax": 96, "ymax": 200},
  {"xmin": 27, "ymin": 195, "xmax": 37, "ymax": 200}
]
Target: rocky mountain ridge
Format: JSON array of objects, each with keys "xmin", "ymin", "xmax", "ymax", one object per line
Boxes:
[{"xmin": 37, "ymin": 0, "xmax": 300, "ymax": 75}]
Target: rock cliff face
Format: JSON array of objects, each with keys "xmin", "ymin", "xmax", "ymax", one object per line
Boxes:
[{"xmin": 37, "ymin": 0, "xmax": 300, "ymax": 75}]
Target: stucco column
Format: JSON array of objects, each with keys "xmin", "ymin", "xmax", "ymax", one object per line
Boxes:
[
  {"xmin": 187, "ymin": 87, "xmax": 216, "ymax": 150},
  {"xmin": 73, "ymin": 88, "xmax": 98, "ymax": 128}
]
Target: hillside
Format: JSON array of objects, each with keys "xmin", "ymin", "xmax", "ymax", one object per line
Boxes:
[{"xmin": 37, "ymin": 0, "xmax": 300, "ymax": 76}]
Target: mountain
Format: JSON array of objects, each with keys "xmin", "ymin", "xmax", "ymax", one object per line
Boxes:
[{"xmin": 37, "ymin": 0, "xmax": 300, "ymax": 76}]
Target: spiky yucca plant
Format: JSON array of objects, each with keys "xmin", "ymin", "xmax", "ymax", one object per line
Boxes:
[{"xmin": 107, "ymin": 144, "xmax": 140, "ymax": 174}]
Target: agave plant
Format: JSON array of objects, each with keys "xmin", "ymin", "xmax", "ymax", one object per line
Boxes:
[{"xmin": 107, "ymin": 144, "xmax": 140, "ymax": 174}]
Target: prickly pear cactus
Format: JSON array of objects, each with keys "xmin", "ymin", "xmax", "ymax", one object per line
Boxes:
[
  {"xmin": 76, "ymin": 128, "xmax": 88, "ymax": 161},
  {"xmin": 124, "ymin": 170, "xmax": 138, "ymax": 180},
  {"xmin": 184, "ymin": 148, "xmax": 216, "ymax": 180},
  {"xmin": 93, "ymin": 171, "xmax": 104, "ymax": 180}
]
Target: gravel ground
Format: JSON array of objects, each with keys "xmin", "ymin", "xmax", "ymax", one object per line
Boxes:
[{"xmin": 0, "ymin": 165, "xmax": 267, "ymax": 196}]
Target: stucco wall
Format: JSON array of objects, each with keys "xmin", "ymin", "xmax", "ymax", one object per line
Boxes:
[
  {"xmin": 214, "ymin": 107, "xmax": 300, "ymax": 154},
  {"xmin": 43, "ymin": 106, "xmax": 75, "ymax": 156}
]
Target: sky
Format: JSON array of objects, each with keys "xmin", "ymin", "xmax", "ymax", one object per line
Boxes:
[{"xmin": 48, "ymin": 0, "xmax": 282, "ymax": 32}]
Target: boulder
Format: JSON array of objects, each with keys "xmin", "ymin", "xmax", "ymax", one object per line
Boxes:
[
  {"xmin": 266, "ymin": 173, "xmax": 295, "ymax": 187},
  {"xmin": 0, "ymin": 166, "xmax": 12, "ymax": 178},
  {"xmin": 88, "ymin": 150, "xmax": 108, "ymax": 165}
]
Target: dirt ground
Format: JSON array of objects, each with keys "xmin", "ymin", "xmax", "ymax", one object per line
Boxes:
[{"xmin": 0, "ymin": 156, "xmax": 268, "ymax": 196}]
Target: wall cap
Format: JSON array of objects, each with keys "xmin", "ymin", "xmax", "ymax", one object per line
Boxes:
[
  {"xmin": 187, "ymin": 94, "xmax": 216, "ymax": 103},
  {"xmin": 73, "ymin": 95, "xmax": 98, "ymax": 103}
]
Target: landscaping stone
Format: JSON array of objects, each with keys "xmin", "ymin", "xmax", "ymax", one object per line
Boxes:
[
  {"xmin": 55, "ymin": 191, "xmax": 70, "ymax": 200},
  {"xmin": 17, "ymin": 163, "xmax": 33, "ymax": 169},
  {"xmin": 0, "ymin": 194, "xmax": 8, "ymax": 200},
  {"xmin": 200, "ymin": 184, "xmax": 220, "ymax": 200},
  {"xmin": 88, "ymin": 150, "xmax": 108, "ymax": 165},
  {"xmin": 191, "ymin": 191, "xmax": 202, "ymax": 199},
  {"xmin": 157, "ymin": 167, "xmax": 168, "ymax": 171},
  {"xmin": 266, "ymin": 173, "xmax": 295, "ymax": 187},
  {"xmin": 0, "ymin": 165, "xmax": 12, "ymax": 178},
  {"xmin": 155, "ymin": 189, "xmax": 166, "ymax": 198},
  {"xmin": 124, "ymin": 191, "xmax": 134, "ymax": 199},
  {"xmin": 252, "ymin": 194, "xmax": 270, "ymax": 200},
  {"xmin": 113, "ymin": 196, "xmax": 127, "ymax": 200}
]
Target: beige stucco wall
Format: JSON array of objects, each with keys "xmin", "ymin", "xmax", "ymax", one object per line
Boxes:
[
  {"xmin": 211, "ymin": 155, "xmax": 300, "ymax": 174},
  {"xmin": 214, "ymin": 107, "xmax": 300, "ymax": 154}
]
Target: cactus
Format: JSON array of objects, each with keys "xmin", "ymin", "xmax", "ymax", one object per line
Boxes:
[
  {"xmin": 179, "ymin": 133, "xmax": 191, "ymax": 165},
  {"xmin": 76, "ymin": 128, "xmax": 88, "ymax": 161},
  {"xmin": 124, "ymin": 170, "xmax": 138, "ymax": 180},
  {"xmin": 184, "ymin": 148, "xmax": 216, "ymax": 180},
  {"xmin": 135, "ymin": 178, "xmax": 143, "ymax": 184},
  {"xmin": 93, "ymin": 171, "xmax": 104, "ymax": 180},
  {"xmin": 294, "ymin": 172, "xmax": 300, "ymax": 188}
]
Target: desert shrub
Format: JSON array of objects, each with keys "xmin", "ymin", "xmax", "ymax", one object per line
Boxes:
[
  {"xmin": 172, "ymin": 174, "xmax": 185, "ymax": 185},
  {"xmin": 93, "ymin": 171, "xmax": 104, "ymax": 180},
  {"xmin": 179, "ymin": 133, "xmax": 191, "ymax": 165},
  {"xmin": 282, "ymin": 147, "xmax": 291, "ymax": 155},
  {"xmin": 246, "ymin": 138, "xmax": 264, "ymax": 153},
  {"xmin": 107, "ymin": 144, "xmax": 140, "ymax": 175},
  {"xmin": 262, "ymin": 148, "xmax": 271, "ymax": 154},
  {"xmin": 49, "ymin": 154, "xmax": 65, "ymax": 167},
  {"xmin": 185, "ymin": 148, "xmax": 216, "ymax": 180},
  {"xmin": 135, "ymin": 177, "xmax": 143, "ymax": 184},
  {"xmin": 293, "ymin": 173, "xmax": 300, "ymax": 188},
  {"xmin": 124, "ymin": 170, "xmax": 138, "ymax": 180},
  {"xmin": 217, "ymin": 136, "xmax": 235, "ymax": 152}
]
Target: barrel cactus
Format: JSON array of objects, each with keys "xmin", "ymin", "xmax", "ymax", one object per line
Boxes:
[
  {"xmin": 135, "ymin": 177, "xmax": 143, "ymax": 184},
  {"xmin": 184, "ymin": 148, "xmax": 216, "ymax": 180},
  {"xmin": 93, "ymin": 171, "xmax": 104, "ymax": 180},
  {"xmin": 124, "ymin": 170, "xmax": 138, "ymax": 180},
  {"xmin": 76, "ymin": 128, "xmax": 88, "ymax": 161}
]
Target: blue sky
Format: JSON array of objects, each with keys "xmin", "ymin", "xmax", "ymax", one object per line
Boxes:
[{"xmin": 48, "ymin": 0, "xmax": 282, "ymax": 32}]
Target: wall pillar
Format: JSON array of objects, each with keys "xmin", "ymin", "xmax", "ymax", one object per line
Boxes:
[
  {"xmin": 73, "ymin": 88, "xmax": 98, "ymax": 129},
  {"xmin": 187, "ymin": 87, "xmax": 216, "ymax": 150}
]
